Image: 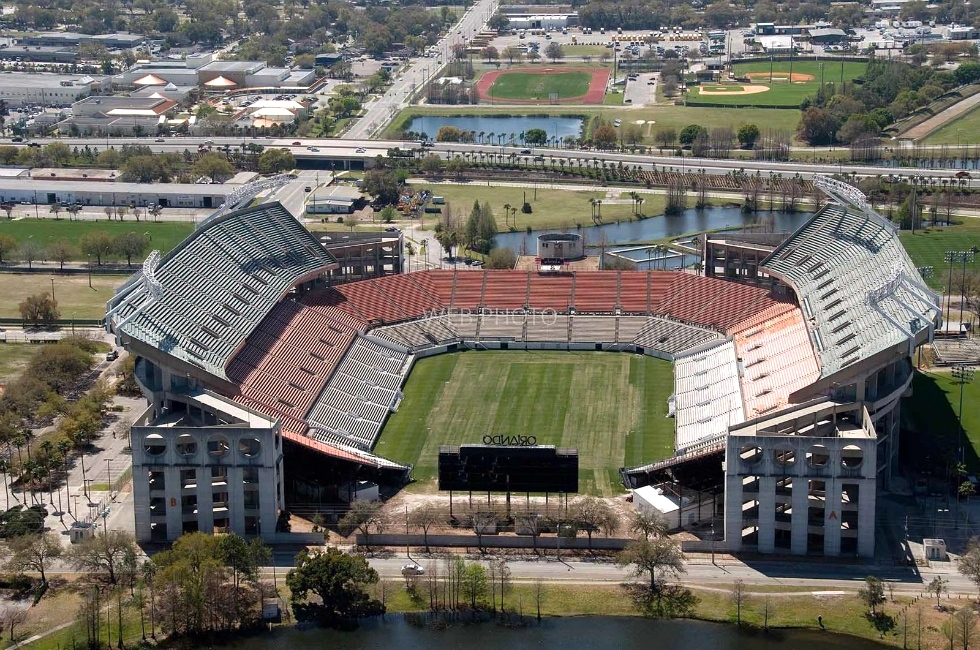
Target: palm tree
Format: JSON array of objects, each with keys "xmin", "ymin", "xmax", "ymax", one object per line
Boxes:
[
  {"xmin": 420, "ymin": 239, "xmax": 428, "ymax": 268},
  {"xmin": 66, "ymin": 203, "xmax": 81, "ymax": 222},
  {"xmin": 49, "ymin": 203, "xmax": 62, "ymax": 220},
  {"xmin": 405, "ymin": 241, "xmax": 415, "ymax": 272},
  {"xmin": 503, "ymin": 203, "xmax": 511, "ymax": 229},
  {"xmin": 637, "ymin": 196, "xmax": 644, "ymax": 216}
]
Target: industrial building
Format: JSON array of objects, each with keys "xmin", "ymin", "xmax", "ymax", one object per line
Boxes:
[
  {"xmin": 0, "ymin": 73, "xmax": 96, "ymax": 108},
  {"xmin": 305, "ymin": 185, "xmax": 362, "ymax": 214},
  {"xmin": 0, "ymin": 178, "xmax": 239, "ymax": 209},
  {"xmin": 111, "ymin": 177, "xmax": 937, "ymax": 555}
]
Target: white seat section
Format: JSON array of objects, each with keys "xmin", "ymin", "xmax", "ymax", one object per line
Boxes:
[
  {"xmin": 305, "ymin": 336, "xmax": 411, "ymax": 450},
  {"xmin": 673, "ymin": 340, "xmax": 744, "ymax": 452},
  {"xmin": 569, "ymin": 315, "xmax": 618, "ymax": 342},
  {"xmin": 633, "ymin": 317, "xmax": 723, "ymax": 356}
]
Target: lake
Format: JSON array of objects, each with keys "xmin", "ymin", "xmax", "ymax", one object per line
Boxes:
[
  {"xmin": 493, "ymin": 206, "xmax": 812, "ymax": 254},
  {"xmin": 228, "ymin": 616, "xmax": 886, "ymax": 650},
  {"xmin": 407, "ymin": 116, "xmax": 584, "ymax": 143}
]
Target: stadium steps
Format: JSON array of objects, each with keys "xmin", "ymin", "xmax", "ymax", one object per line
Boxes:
[{"xmin": 570, "ymin": 273, "xmax": 577, "ymax": 310}]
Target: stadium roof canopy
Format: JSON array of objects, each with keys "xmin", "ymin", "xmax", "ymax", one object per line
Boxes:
[
  {"xmin": 762, "ymin": 184, "xmax": 940, "ymax": 377},
  {"xmin": 106, "ymin": 202, "xmax": 337, "ymax": 380}
]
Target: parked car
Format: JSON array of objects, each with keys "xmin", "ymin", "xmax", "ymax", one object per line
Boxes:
[
  {"xmin": 106, "ymin": 350, "xmax": 119, "ymax": 361},
  {"xmin": 401, "ymin": 563, "xmax": 424, "ymax": 576}
]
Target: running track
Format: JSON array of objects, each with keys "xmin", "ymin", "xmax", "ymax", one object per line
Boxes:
[{"xmin": 474, "ymin": 67, "xmax": 610, "ymax": 104}]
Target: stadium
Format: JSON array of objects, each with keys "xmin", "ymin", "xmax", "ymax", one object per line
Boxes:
[{"xmin": 109, "ymin": 176, "xmax": 940, "ymax": 557}]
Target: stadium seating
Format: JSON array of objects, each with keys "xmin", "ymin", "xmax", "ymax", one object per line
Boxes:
[
  {"xmin": 305, "ymin": 337, "xmax": 412, "ymax": 450},
  {"xmin": 483, "ymin": 270, "xmax": 531, "ymax": 310},
  {"xmin": 569, "ymin": 315, "xmax": 618, "ymax": 342},
  {"xmin": 673, "ymin": 341, "xmax": 744, "ymax": 451},
  {"xmin": 528, "ymin": 273, "xmax": 574, "ymax": 311},
  {"xmin": 107, "ymin": 202, "xmax": 336, "ymax": 379},
  {"xmin": 762, "ymin": 205, "xmax": 940, "ymax": 377},
  {"xmin": 633, "ymin": 317, "xmax": 722, "ymax": 356},
  {"xmin": 572, "ymin": 272, "xmax": 618, "ymax": 312}
]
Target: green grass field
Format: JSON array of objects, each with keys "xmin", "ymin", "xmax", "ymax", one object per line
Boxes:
[
  {"xmin": 905, "ymin": 370, "xmax": 980, "ymax": 474},
  {"xmin": 0, "ymin": 343, "xmax": 37, "ymax": 383},
  {"xmin": 374, "ymin": 350, "xmax": 675, "ymax": 495},
  {"xmin": 686, "ymin": 60, "xmax": 867, "ymax": 108},
  {"xmin": 488, "ymin": 70, "xmax": 594, "ymax": 101},
  {"xmin": 922, "ymin": 104, "xmax": 980, "ymax": 145},
  {"xmin": 0, "ymin": 273, "xmax": 124, "ymax": 319},
  {"xmin": 898, "ymin": 220, "xmax": 980, "ymax": 289},
  {"xmin": 0, "ymin": 220, "xmax": 193, "ymax": 261}
]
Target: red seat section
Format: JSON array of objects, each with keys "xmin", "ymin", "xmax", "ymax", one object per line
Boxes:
[
  {"xmin": 618, "ymin": 271, "xmax": 652, "ymax": 313},
  {"xmin": 426, "ymin": 270, "xmax": 457, "ymax": 307},
  {"xmin": 368, "ymin": 273, "xmax": 443, "ymax": 320},
  {"xmin": 572, "ymin": 272, "xmax": 618, "ymax": 312},
  {"xmin": 528, "ymin": 273, "xmax": 574, "ymax": 311},
  {"xmin": 452, "ymin": 271, "xmax": 486, "ymax": 310},
  {"xmin": 483, "ymin": 270, "xmax": 530, "ymax": 310},
  {"xmin": 227, "ymin": 298, "xmax": 358, "ymax": 430}
]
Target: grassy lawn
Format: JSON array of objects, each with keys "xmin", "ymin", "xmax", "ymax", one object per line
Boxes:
[
  {"xmin": 904, "ymin": 369, "xmax": 980, "ymax": 474},
  {"xmin": 0, "ymin": 273, "xmax": 124, "ymax": 319},
  {"xmin": 386, "ymin": 105, "xmax": 802, "ymax": 143},
  {"xmin": 0, "ymin": 343, "xmax": 37, "ymax": 383},
  {"xmin": 922, "ymin": 104, "xmax": 980, "ymax": 145},
  {"xmin": 563, "ymin": 44, "xmax": 614, "ymax": 58},
  {"xmin": 404, "ymin": 181, "xmax": 668, "ymax": 230},
  {"xmin": 898, "ymin": 220, "xmax": 980, "ymax": 290},
  {"xmin": 488, "ymin": 69, "xmax": 594, "ymax": 101},
  {"xmin": 374, "ymin": 350, "xmax": 675, "ymax": 496},
  {"xmin": 732, "ymin": 60, "xmax": 867, "ymax": 85},
  {"xmin": 603, "ymin": 91, "xmax": 624, "ymax": 106},
  {"xmin": 0, "ymin": 220, "xmax": 193, "ymax": 261}
]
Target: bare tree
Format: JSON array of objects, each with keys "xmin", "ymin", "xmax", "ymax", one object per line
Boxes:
[
  {"xmin": 570, "ymin": 496, "xmax": 618, "ymax": 553},
  {"xmin": 628, "ymin": 510, "xmax": 669, "ymax": 540},
  {"xmin": 731, "ymin": 579, "xmax": 747, "ymax": 626},
  {"xmin": 534, "ymin": 579, "xmax": 545, "ymax": 622},
  {"xmin": 957, "ymin": 606, "xmax": 977, "ymax": 650},
  {"xmin": 5, "ymin": 532, "xmax": 63, "ymax": 583},
  {"xmin": 408, "ymin": 503, "xmax": 441, "ymax": 553},
  {"xmin": 0, "ymin": 607, "xmax": 26, "ymax": 642}
]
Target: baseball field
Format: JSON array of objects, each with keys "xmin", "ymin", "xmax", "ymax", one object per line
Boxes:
[{"xmin": 686, "ymin": 60, "xmax": 868, "ymax": 108}]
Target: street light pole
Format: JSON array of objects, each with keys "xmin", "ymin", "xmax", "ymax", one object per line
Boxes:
[{"xmin": 952, "ymin": 365, "xmax": 976, "ymax": 465}]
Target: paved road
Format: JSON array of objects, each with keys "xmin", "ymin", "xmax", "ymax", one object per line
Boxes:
[{"xmin": 342, "ymin": 0, "xmax": 499, "ymax": 140}]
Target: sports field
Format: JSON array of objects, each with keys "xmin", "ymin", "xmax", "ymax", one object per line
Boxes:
[
  {"xmin": 374, "ymin": 350, "xmax": 675, "ymax": 496},
  {"xmin": 475, "ymin": 67, "xmax": 610, "ymax": 104},
  {"xmin": 687, "ymin": 60, "xmax": 868, "ymax": 108},
  {"xmin": 899, "ymin": 221, "xmax": 980, "ymax": 290},
  {"xmin": 922, "ymin": 104, "xmax": 980, "ymax": 145}
]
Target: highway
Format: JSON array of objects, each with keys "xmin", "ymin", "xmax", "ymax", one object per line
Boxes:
[
  {"xmin": 342, "ymin": 0, "xmax": 499, "ymax": 140},
  {"xmin": 15, "ymin": 136, "xmax": 976, "ymax": 187}
]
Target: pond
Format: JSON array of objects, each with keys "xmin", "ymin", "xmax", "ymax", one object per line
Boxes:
[
  {"xmin": 493, "ymin": 206, "xmax": 812, "ymax": 254},
  {"xmin": 407, "ymin": 115, "xmax": 584, "ymax": 143},
  {"xmin": 228, "ymin": 616, "xmax": 886, "ymax": 650}
]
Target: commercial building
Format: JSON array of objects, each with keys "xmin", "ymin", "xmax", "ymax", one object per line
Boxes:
[
  {"xmin": 0, "ymin": 73, "xmax": 95, "ymax": 108},
  {"xmin": 21, "ymin": 32, "xmax": 147, "ymax": 49},
  {"xmin": 59, "ymin": 95, "xmax": 179, "ymax": 136},
  {"xmin": 115, "ymin": 53, "xmax": 315, "ymax": 90},
  {"xmin": 305, "ymin": 184, "xmax": 362, "ymax": 214}
]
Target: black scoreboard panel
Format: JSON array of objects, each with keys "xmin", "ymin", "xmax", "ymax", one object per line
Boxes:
[{"xmin": 438, "ymin": 445, "xmax": 579, "ymax": 493}]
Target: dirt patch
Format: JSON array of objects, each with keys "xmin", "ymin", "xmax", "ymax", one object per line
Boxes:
[
  {"xmin": 698, "ymin": 84, "xmax": 771, "ymax": 96},
  {"xmin": 474, "ymin": 67, "xmax": 610, "ymax": 104},
  {"xmin": 745, "ymin": 71, "xmax": 814, "ymax": 82}
]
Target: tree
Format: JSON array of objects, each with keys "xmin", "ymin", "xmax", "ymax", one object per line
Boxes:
[
  {"xmin": 737, "ymin": 124, "xmax": 760, "ymax": 149},
  {"xmin": 338, "ymin": 499, "xmax": 388, "ymax": 540},
  {"xmin": 545, "ymin": 41, "xmax": 564, "ymax": 63},
  {"xmin": 66, "ymin": 530, "xmax": 138, "ymax": 584},
  {"xmin": 18, "ymin": 293, "xmax": 59, "ymax": 326},
  {"xmin": 679, "ymin": 124, "xmax": 707, "ymax": 147},
  {"xmin": 957, "ymin": 607, "xmax": 977, "ymax": 650},
  {"xmin": 628, "ymin": 510, "xmax": 669, "ymax": 540},
  {"xmin": 18, "ymin": 238, "xmax": 42, "ymax": 270},
  {"xmin": 655, "ymin": 128, "xmax": 677, "ymax": 150},
  {"xmin": 257, "ymin": 148, "xmax": 296, "ymax": 175},
  {"xmin": 731, "ymin": 579, "xmax": 747, "ymax": 626},
  {"xmin": 958, "ymin": 537, "xmax": 980, "ymax": 600},
  {"xmin": 797, "ymin": 107, "xmax": 838, "ymax": 146},
  {"xmin": 46, "ymin": 240, "xmax": 74, "ymax": 271},
  {"xmin": 462, "ymin": 562, "xmax": 488, "ymax": 609},
  {"xmin": 486, "ymin": 247, "xmax": 517, "ymax": 269},
  {"xmin": 481, "ymin": 46, "xmax": 499, "ymax": 63},
  {"xmin": 858, "ymin": 576, "xmax": 886, "ymax": 616},
  {"xmin": 379, "ymin": 206, "xmax": 398, "ymax": 224},
  {"xmin": 571, "ymin": 496, "xmax": 618, "ymax": 552},
  {"xmin": 113, "ymin": 232, "xmax": 151, "ymax": 267},
  {"xmin": 343, "ymin": 215, "xmax": 360, "ymax": 232},
  {"xmin": 525, "ymin": 128, "xmax": 547, "ymax": 146},
  {"xmin": 955, "ymin": 62, "xmax": 980, "ymax": 85},
  {"xmin": 286, "ymin": 547, "xmax": 384, "ymax": 626},
  {"xmin": 487, "ymin": 11, "xmax": 509, "ymax": 32},
  {"xmin": 191, "ymin": 152, "xmax": 235, "ymax": 183},
  {"xmin": 81, "ymin": 231, "xmax": 114, "ymax": 266},
  {"xmin": 407, "ymin": 503, "xmax": 441, "ymax": 553},
  {"xmin": 363, "ymin": 169, "xmax": 403, "ymax": 206},
  {"xmin": 0, "ymin": 233, "xmax": 15, "ymax": 263},
  {"xmin": 6, "ymin": 532, "xmax": 62, "ymax": 583},
  {"xmin": 502, "ymin": 46, "xmax": 523, "ymax": 65},
  {"xmin": 0, "ymin": 607, "xmax": 26, "ymax": 643},
  {"xmin": 593, "ymin": 125, "xmax": 618, "ymax": 149},
  {"xmin": 929, "ymin": 576, "xmax": 949, "ymax": 608},
  {"xmin": 616, "ymin": 537, "xmax": 685, "ymax": 592}
]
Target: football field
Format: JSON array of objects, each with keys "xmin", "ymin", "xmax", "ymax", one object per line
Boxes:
[{"xmin": 374, "ymin": 350, "xmax": 675, "ymax": 496}]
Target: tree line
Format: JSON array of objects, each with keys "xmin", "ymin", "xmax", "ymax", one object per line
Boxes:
[{"xmin": 0, "ymin": 230, "xmax": 151, "ymax": 269}]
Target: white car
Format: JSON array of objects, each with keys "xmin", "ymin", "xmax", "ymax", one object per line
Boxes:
[
  {"xmin": 355, "ymin": 147, "xmax": 367, "ymax": 153},
  {"xmin": 401, "ymin": 563, "xmax": 425, "ymax": 576}
]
